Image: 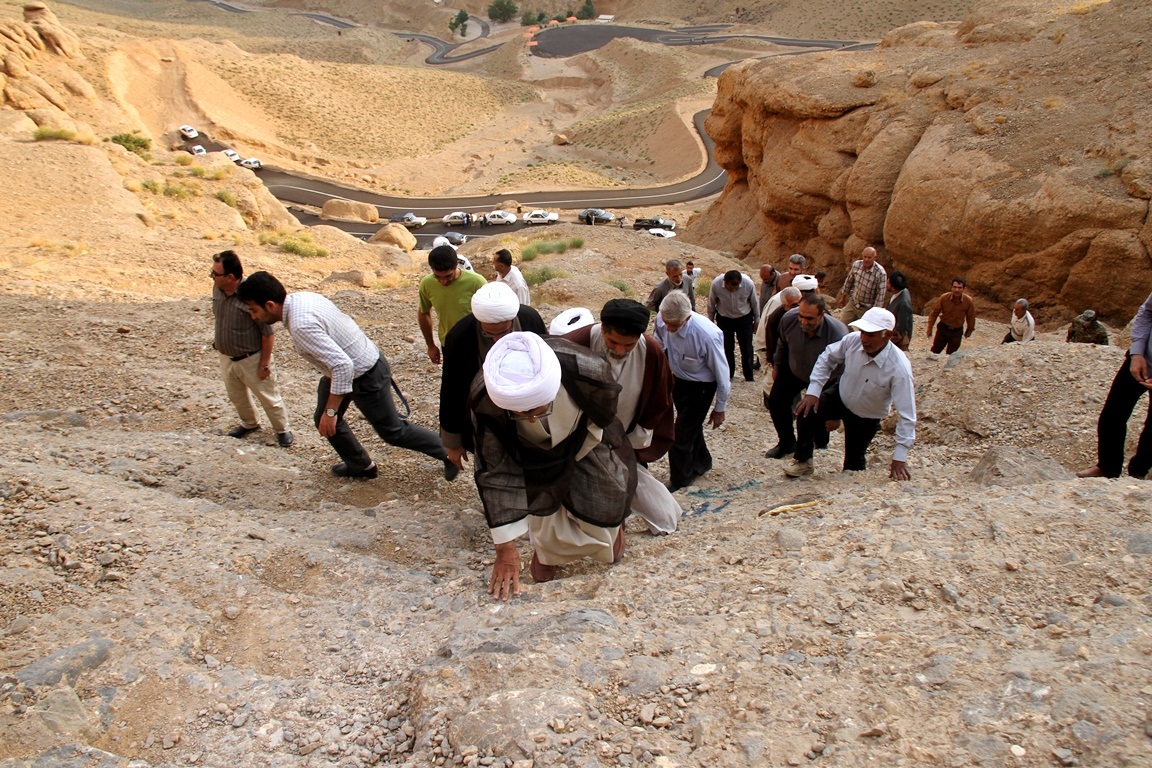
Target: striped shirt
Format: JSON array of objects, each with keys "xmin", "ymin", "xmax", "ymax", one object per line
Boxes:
[
  {"xmin": 282, "ymin": 292, "xmax": 380, "ymax": 395},
  {"xmin": 840, "ymin": 260, "xmax": 887, "ymax": 309},
  {"xmin": 213, "ymin": 285, "xmax": 271, "ymax": 358}
]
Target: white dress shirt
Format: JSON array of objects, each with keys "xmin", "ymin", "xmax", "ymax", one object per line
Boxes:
[
  {"xmin": 282, "ymin": 292, "xmax": 380, "ymax": 395},
  {"xmin": 806, "ymin": 333, "xmax": 917, "ymax": 462},
  {"xmin": 498, "ymin": 265, "xmax": 531, "ymax": 305}
]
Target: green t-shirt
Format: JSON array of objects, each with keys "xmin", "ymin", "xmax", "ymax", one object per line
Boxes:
[{"xmin": 418, "ymin": 269, "xmax": 487, "ymax": 344}]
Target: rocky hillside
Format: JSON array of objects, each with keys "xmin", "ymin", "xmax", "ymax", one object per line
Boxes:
[{"xmin": 689, "ymin": 0, "xmax": 1152, "ymax": 323}]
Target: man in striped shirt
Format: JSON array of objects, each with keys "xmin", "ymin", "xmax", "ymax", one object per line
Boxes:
[
  {"xmin": 238, "ymin": 272, "xmax": 456, "ymax": 482},
  {"xmin": 836, "ymin": 246, "xmax": 887, "ymax": 326}
]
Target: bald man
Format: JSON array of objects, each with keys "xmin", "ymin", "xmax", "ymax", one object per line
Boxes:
[{"xmin": 837, "ymin": 246, "xmax": 887, "ymax": 326}]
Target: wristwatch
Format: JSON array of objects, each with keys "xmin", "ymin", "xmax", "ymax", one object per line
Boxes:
[{"xmin": 324, "ymin": 408, "xmax": 338, "ymax": 418}]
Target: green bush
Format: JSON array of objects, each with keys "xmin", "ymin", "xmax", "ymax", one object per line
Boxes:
[
  {"xmin": 488, "ymin": 0, "xmax": 518, "ymax": 22},
  {"xmin": 260, "ymin": 229, "xmax": 328, "ymax": 258},
  {"xmin": 215, "ymin": 190, "xmax": 237, "ymax": 207},
  {"xmin": 140, "ymin": 179, "xmax": 159, "ymax": 193},
  {"xmin": 525, "ymin": 265, "xmax": 568, "ymax": 287},
  {"xmin": 521, "ymin": 9, "xmax": 546, "ymax": 25},
  {"xmin": 110, "ymin": 133, "xmax": 151, "ymax": 157},
  {"xmin": 190, "ymin": 166, "xmax": 207, "ymax": 178},
  {"xmin": 606, "ymin": 279, "xmax": 631, "ymax": 295},
  {"xmin": 34, "ymin": 128, "xmax": 76, "ymax": 142},
  {"xmin": 162, "ymin": 182, "xmax": 197, "ymax": 200},
  {"xmin": 575, "ymin": 0, "xmax": 595, "ymax": 20},
  {"xmin": 174, "ymin": 154, "xmax": 192, "ymax": 166}
]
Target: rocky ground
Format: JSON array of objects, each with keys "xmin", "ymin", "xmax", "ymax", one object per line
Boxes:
[{"xmin": 2, "ymin": 262, "xmax": 1151, "ymax": 767}]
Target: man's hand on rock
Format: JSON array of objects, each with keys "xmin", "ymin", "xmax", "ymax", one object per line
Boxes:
[{"xmin": 488, "ymin": 542, "xmax": 522, "ymax": 601}]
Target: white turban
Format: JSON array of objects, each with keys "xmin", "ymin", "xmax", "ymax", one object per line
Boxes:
[
  {"xmin": 549, "ymin": 307, "xmax": 594, "ymax": 336},
  {"xmin": 483, "ymin": 332, "xmax": 562, "ymax": 412},
  {"xmin": 432, "ymin": 235, "xmax": 456, "ymax": 250},
  {"xmin": 471, "ymin": 282, "xmax": 520, "ymax": 323},
  {"xmin": 792, "ymin": 274, "xmax": 818, "ymax": 291}
]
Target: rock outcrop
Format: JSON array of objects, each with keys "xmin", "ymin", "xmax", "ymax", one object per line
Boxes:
[
  {"xmin": 368, "ymin": 222, "xmax": 417, "ymax": 251},
  {"xmin": 1, "ymin": 3, "xmax": 90, "ymax": 114},
  {"xmin": 319, "ymin": 198, "xmax": 379, "ymax": 224},
  {"xmin": 693, "ymin": 0, "xmax": 1152, "ymax": 322}
]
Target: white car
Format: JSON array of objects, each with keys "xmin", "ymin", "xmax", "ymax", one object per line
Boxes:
[
  {"xmin": 523, "ymin": 209, "xmax": 559, "ymax": 225},
  {"xmin": 240, "ymin": 158, "xmax": 262, "ymax": 170},
  {"xmin": 484, "ymin": 210, "xmax": 517, "ymax": 225},
  {"xmin": 190, "ymin": 145, "xmax": 207, "ymax": 156},
  {"xmin": 179, "ymin": 125, "xmax": 199, "ymax": 139},
  {"xmin": 442, "ymin": 211, "xmax": 471, "ymax": 226},
  {"xmin": 222, "ymin": 149, "xmax": 240, "ymax": 163},
  {"xmin": 390, "ymin": 212, "xmax": 427, "ymax": 228},
  {"xmin": 648, "ymin": 228, "xmax": 677, "ymax": 238}
]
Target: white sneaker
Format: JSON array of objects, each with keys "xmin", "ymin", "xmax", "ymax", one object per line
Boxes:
[{"xmin": 784, "ymin": 459, "xmax": 813, "ymax": 477}]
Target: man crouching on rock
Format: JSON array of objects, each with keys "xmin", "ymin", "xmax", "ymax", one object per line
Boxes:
[{"xmin": 471, "ymin": 332, "xmax": 635, "ymax": 599}]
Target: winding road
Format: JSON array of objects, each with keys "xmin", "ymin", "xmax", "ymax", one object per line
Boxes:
[{"xmin": 187, "ymin": 2, "xmax": 873, "ymax": 239}]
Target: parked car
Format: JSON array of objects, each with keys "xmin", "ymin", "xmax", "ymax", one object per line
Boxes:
[
  {"xmin": 442, "ymin": 211, "xmax": 471, "ymax": 226},
  {"xmin": 647, "ymin": 228, "xmax": 678, "ymax": 239},
  {"xmin": 634, "ymin": 217, "xmax": 677, "ymax": 231},
  {"xmin": 483, "ymin": 210, "xmax": 517, "ymax": 226},
  {"xmin": 240, "ymin": 157, "xmax": 262, "ymax": 170},
  {"xmin": 389, "ymin": 212, "xmax": 427, "ymax": 228},
  {"xmin": 221, "ymin": 149, "xmax": 241, "ymax": 163},
  {"xmin": 523, "ymin": 209, "xmax": 560, "ymax": 225},
  {"xmin": 579, "ymin": 208, "xmax": 615, "ymax": 224},
  {"xmin": 189, "ymin": 145, "xmax": 207, "ymax": 156},
  {"xmin": 179, "ymin": 125, "xmax": 199, "ymax": 139},
  {"xmin": 443, "ymin": 231, "xmax": 468, "ymax": 246}
]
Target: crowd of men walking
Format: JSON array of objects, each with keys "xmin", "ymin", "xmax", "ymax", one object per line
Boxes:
[{"xmin": 207, "ymin": 242, "xmax": 1145, "ymax": 599}]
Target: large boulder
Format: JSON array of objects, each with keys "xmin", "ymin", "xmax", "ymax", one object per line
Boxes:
[
  {"xmin": 368, "ymin": 222, "xmax": 417, "ymax": 251},
  {"xmin": 23, "ymin": 2, "xmax": 81, "ymax": 59},
  {"xmin": 690, "ymin": 0, "xmax": 1152, "ymax": 323},
  {"xmin": 319, "ymin": 198, "xmax": 379, "ymax": 223}
]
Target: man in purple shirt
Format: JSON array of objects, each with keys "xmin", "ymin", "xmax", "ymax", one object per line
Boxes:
[{"xmin": 1078, "ymin": 291, "xmax": 1152, "ymax": 479}]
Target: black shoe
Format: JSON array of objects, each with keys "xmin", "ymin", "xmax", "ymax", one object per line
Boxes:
[
  {"xmin": 331, "ymin": 462, "xmax": 378, "ymax": 479},
  {"xmin": 443, "ymin": 459, "xmax": 460, "ymax": 482},
  {"xmin": 764, "ymin": 444, "xmax": 792, "ymax": 460},
  {"xmin": 228, "ymin": 425, "xmax": 259, "ymax": 439},
  {"xmin": 277, "ymin": 431, "xmax": 294, "ymax": 448}
]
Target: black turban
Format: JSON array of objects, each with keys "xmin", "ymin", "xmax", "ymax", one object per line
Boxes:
[{"xmin": 600, "ymin": 298, "xmax": 650, "ymax": 336}]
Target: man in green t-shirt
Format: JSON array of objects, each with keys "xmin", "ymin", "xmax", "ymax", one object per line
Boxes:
[{"xmin": 418, "ymin": 245, "xmax": 487, "ymax": 364}]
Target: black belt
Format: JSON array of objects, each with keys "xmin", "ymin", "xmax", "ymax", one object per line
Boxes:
[{"xmin": 229, "ymin": 350, "xmax": 259, "ymax": 362}]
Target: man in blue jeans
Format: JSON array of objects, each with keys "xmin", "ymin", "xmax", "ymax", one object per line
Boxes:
[
  {"xmin": 238, "ymin": 271, "xmax": 456, "ymax": 482},
  {"xmin": 1077, "ymin": 292, "xmax": 1152, "ymax": 479}
]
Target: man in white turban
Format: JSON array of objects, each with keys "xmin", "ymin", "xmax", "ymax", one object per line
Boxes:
[
  {"xmin": 471, "ymin": 332, "xmax": 636, "ymax": 599},
  {"xmin": 440, "ymin": 283, "xmax": 546, "ymax": 471},
  {"xmin": 549, "ymin": 307, "xmax": 595, "ymax": 336}
]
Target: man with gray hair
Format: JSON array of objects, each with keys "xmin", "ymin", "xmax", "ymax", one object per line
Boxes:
[
  {"xmin": 646, "ymin": 259, "xmax": 697, "ymax": 313},
  {"xmin": 774, "ymin": 254, "xmax": 806, "ymax": 294},
  {"xmin": 654, "ymin": 292, "xmax": 730, "ymax": 491},
  {"xmin": 1003, "ymin": 299, "xmax": 1035, "ymax": 343},
  {"xmin": 837, "ymin": 246, "xmax": 887, "ymax": 325}
]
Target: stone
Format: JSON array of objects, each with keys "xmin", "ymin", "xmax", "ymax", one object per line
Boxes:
[
  {"xmin": 15, "ymin": 636, "xmax": 113, "ymax": 691},
  {"xmin": 969, "ymin": 447, "xmax": 1075, "ymax": 486},
  {"xmin": 447, "ymin": 688, "xmax": 589, "ymax": 757},
  {"xmin": 368, "ymin": 222, "xmax": 417, "ymax": 251},
  {"xmin": 29, "ymin": 686, "xmax": 91, "ymax": 735},
  {"xmin": 319, "ymin": 198, "xmax": 379, "ymax": 223}
]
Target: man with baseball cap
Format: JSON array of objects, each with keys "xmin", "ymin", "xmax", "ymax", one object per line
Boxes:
[{"xmin": 792, "ymin": 307, "xmax": 917, "ymax": 480}]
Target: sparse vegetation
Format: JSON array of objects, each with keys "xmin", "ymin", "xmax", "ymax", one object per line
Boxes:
[
  {"xmin": 524, "ymin": 265, "xmax": 568, "ymax": 287},
  {"xmin": 140, "ymin": 179, "xmax": 159, "ymax": 193},
  {"xmin": 259, "ymin": 229, "xmax": 328, "ymax": 258},
  {"xmin": 174, "ymin": 154, "xmax": 193, "ymax": 166},
  {"xmin": 110, "ymin": 132, "xmax": 151, "ymax": 157},
  {"xmin": 162, "ymin": 182, "xmax": 197, "ymax": 200},
  {"xmin": 1096, "ymin": 159, "xmax": 1131, "ymax": 179},
  {"xmin": 521, "ymin": 237, "xmax": 584, "ymax": 261},
  {"xmin": 190, "ymin": 166, "xmax": 207, "ymax": 178},
  {"xmin": 606, "ymin": 279, "xmax": 631, "ymax": 295},
  {"xmin": 215, "ymin": 190, "xmax": 238, "ymax": 207},
  {"xmin": 488, "ymin": 0, "xmax": 518, "ymax": 23},
  {"xmin": 34, "ymin": 128, "xmax": 77, "ymax": 142}
]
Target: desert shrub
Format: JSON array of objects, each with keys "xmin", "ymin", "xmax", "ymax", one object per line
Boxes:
[
  {"xmin": 190, "ymin": 166, "xmax": 207, "ymax": 178},
  {"xmin": 162, "ymin": 182, "xmax": 197, "ymax": 200},
  {"xmin": 570, "ymin": 237, "xmax": 584, "ymax": 248},
  {"xmin": 215, "ymin": 190, "xmax": 237, "ymax": 207},
  {"xmin": 34, "ymin": 128, "xmax": 76, "ymax": 142},
  {"xmin": 110, "ymin": 133, "xmax": 151, "ymax": 157},
  {"xmin": 212, "ymin": 168, "xmax": 230, "ymax": 180},
  {"xmin": 525, "ymin": 265, "xmax": 568, "ymax": 287},
  {"xmin": 260, "ymin": 229, "xmax": 328, "ymax": 258},
  {"xmin": 140, "ymin": 179, "xmax": 159, "ymax": 193},
  {"xmin": 522, "ymin": 237, "xmax": 583, "ymax": 261},
  {"xmin": 606, "ymin": 279, "xmax": 631, "ymax": 295},
  {"xmin": 174, "ymin": 154, "xmax": 193, "ymax": 166},
  {"xmin": 488, "ymin": 0, "xmax": 517, "ymax": 22}
]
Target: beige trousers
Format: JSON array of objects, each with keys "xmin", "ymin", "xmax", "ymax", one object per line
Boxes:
[
  {"xmin": 529, "ymin": 511, "xmax": 618, "ymax": 567},
  {"xmin": 838, "ymin": 301, "xmax": 866, "ymax": 326},
  {"xmin": 218, "ymin": 352, "xmax": 291, "ymax": 433}
]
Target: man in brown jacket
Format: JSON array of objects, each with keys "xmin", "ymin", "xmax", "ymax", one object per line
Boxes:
[{"xmin": 925, "ymin": 277, "xmax": 976, "ymax": 354}]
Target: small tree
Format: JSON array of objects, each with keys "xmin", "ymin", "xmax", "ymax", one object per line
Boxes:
[
  {"xmin": 575, "ymin": 0, "xmax": 595, "ymax": 20},
  {"xmin": 488, "ymin": 0, "xmax": 518, "ymax": 23},
  {"xmin": 448, "ymin": 9, "xmax": 469, "ymax": 36}
]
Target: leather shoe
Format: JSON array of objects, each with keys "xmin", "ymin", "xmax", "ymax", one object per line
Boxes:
[
  {"xmin": 228, "ymin": 425, "xmax": 259, "ymax": 439},
  {"xmin": 1076, "ymin": 465, "xmax": 1106, "ymax": 478},
  {"xmin": 764, "ymin": 444, "xmax": 792, "ymax": 460},
  {"xmin": 530, "ymin": 552, "xmax": 556, "ymax": 582},
  {"xmin": 276, "ymin": 431, "xmax": 294, "ymax": 448},
  {"xmin": 443, "ymin": 458, "xmax": 460, "ymax": 482},
  {"xmin": 612, "ymin": 527, "xmax": 626, "ymax": 563},
  {"xmin": 331, "ymin": 462, "xmax": 378, "ymax": 479}
]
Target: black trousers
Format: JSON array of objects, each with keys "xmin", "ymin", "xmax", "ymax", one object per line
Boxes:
[
  {"xmin": 315, "ymin": 358, "xmax": 447, "ymax": 472},
  {"xmin": 931, "ymin": 323, "xmax": 964, "ymax": 354},
  {"xmin": 817, "ymin": 384, "xmax": 881, "ymax": 471},
  {"xmin": 716, "ymin": 312, "xmax": 755, "ymax": 381},
  {"xmin": 768, "ymin": 365, "xmax": 830, "ymax": 457},
  {"xmin": 670, "ymin": 377, "xmax": 717, "ymax": 487},
  {"xmin": 1095, "ymin": 353, "xmax": 1152, "ymax": 478}
]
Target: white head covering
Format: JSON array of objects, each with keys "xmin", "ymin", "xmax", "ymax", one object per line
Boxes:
[
  {"xmin": 483, "ymin": 332, "xmax": 562, "ymax": 412},
  {"xmin": 849, "ymin": 307, "xmax": 896, "ymax": 333},
  {"xmin": 549, "ymin": 307, "xmax": 594, "ymax": 336},
  {"xmin": 432, "ymin": 235, "xmax": 456, "ymax": 250},
  {"xmin": 792, "ymin": 274, "xmax": 818, "ymax": 291},
  {"xmin": 471, "ymin": 282, "xmax": 520, "ymax": 323}
]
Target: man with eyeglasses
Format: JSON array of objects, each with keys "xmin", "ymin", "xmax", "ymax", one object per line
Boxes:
[
  {"xmin": 237, "ymin": 271, "xmax": 457, "ymax": 482},
  {"xmin": 418, "ymin": 245, "xmax": 486, "ymax": 364},
  {"xmin": 472, "ymin": 332, "xmax": 634, "ymax": 598},
  {"xmin": 439, "ymin": 282, "xmax": 546, "ymax": 473},
  {"xmin": 209, "ymin": 250, "xmax": 293, "ymax": 447}
]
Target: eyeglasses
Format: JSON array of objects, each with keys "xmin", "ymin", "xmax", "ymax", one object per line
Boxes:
[
  {"xmin": 508, "ymin": 402, "xmax": 553, "ymax": 421},
  {"xmin": 210, "ymin": 270, "xmax": 227, "ymax": 278}
]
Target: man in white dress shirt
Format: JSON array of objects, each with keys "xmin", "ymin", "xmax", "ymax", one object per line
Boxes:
[
  {"xmin": 238, "ymin": 271, "xmax": 456, "ymax": 481},
  {"xmin": 492, "ymin": 249, "xmax": 531, "ymax": 305},
  {"xmin": 794, "ymin": 307, "xmax": 917, "ymax": 480}
]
